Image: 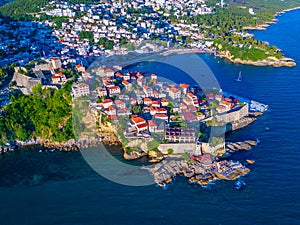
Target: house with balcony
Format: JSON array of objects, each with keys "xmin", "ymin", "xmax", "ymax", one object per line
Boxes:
[
  {"xmin": 128, "ymin": 115, "xmax": 148, "ymax": 134},
  {"xmin": 115, "ymin": 99, "xmax": 126, "ymax": 109},
  {"xmin": 72, "ymin": 83, "xmax": 90, "ymax": 98},
  {"xmin": 108, "ymin": 85, "xmax": 121, "ymax": 96},
  {"xmin": 117, "ymin": 107, "xmax": 131, "ymax": 117},
  {"xmin": 169, "ymin": 87, "xmax": 181, "ymax": 99},
  {"xmin": 165, "ymin": 127, "xmax": 196, "ymax": 143},
  {"xmin": 101, "ymin": 98, "xmax": 113, "ymax": 109},
  {"xmin": 51, "ymin": 72, "xmax": 66, "ymax": 84},
  {"xmin": 106, "ymin": 105, "xmax": 117, "ymax": 120},
  {"xmin": 94, "ymin": 86, "xmax": 107, "ymax": 98}
]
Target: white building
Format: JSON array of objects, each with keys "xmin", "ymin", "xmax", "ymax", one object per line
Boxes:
[{"xmin": 72, "ymin": 83, "xmax": 90, "ymax": 98}]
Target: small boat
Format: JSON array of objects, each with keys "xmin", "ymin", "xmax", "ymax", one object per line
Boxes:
[
  {"xmin": 234, "ymin": 71, "xmax": 242, "ymax": 82},
  {"xmin": 246, "ymin": 159, "xmax": 255, "ymax": 164}
]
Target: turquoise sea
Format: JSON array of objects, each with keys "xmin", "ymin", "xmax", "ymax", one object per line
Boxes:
[{"xmin": 1, "ymin": 9, "xmax": 300, "ymax": 225}]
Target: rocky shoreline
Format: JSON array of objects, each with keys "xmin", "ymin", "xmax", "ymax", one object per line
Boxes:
[
  {"xmin": 0, "ymin": 135, "xmax": 120, "ymax": 154},
  {"xmin": 217, "ymin": 51, "xmax": 296, "ymax": 67},
  {"xmin": 225, "ymin": 140, "xmax": 257, "ymax": 154},
  {"xmin": 145, "ymin": 158, "xmax": 250, "ymax": 187},
  {"xmin": 123, "ymin": 151, "xmax": 147, "ymax": 160},
  {"xmin": 231, "ymin": 116, "xmax": 257, "ymax": 131},
  {"xmin": 220, "ymin": 6, "xmax": 300, "ymax": 67},
  {"xmin": 168, "ymin": 48, "xmax": 296, "ymax": 67},
  {"xmin": 244, "ymin": 6, "xmax": 300, "ymax": 31},
  {"xmin": 142, "ymin": 138, "xmax": 259, "ymax": 187}
]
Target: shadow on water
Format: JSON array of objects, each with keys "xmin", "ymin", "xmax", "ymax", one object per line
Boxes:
[
  {"xmin": 0, "ymin": 146, "xmax": 99, "ymax": 187},
  {"xmin": 0, "ymin": 144, "xmax": 151, "ymax": 187}
]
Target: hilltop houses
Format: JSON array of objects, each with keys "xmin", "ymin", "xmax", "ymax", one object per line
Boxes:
[
  {"xmin": 51, "ymin": 57, "xmax": 62, "ymax": 70},
  {"xmin": 129, "ymin": 115, "xmax": 148, "ymax": 134},
  {"xmin": 51, "ymin": 72, "xmax": 67, "ymax": 84},
  {"xmin": 73, "ymin": 64, "xmax": 248, "ymax": 152},
  {"xmin": 72, "ymin": 83, "xmax": 90, "ymax": 98},
  {"xmin": 169, "ymin": 87, "xmax": 181, "ymax": 99}
]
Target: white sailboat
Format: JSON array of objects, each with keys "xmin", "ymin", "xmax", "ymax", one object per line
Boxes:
[{"xmin": 234, "ymin": 71, "xmax": 242, "ymax": 82}]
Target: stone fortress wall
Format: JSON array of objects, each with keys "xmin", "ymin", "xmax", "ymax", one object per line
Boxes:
[
  {"xmin": 216, "ymin": 103, "xmax": 249, "ymax": 124},
  {"xmin": 12, "ymin": 71, "xmax": 42, "ymax": 95}
]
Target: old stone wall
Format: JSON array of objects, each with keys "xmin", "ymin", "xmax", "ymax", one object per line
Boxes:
[
  {"xmin": 216, "ymin": 103, "xmax": 249, "ymax": 124},
  {"xmin": 158, "ymin": 143, "xmax": 196, "ymax": 154},
  {"xmin": 13, "ymin": 72, "xmax": 41, "ymax": 94}
]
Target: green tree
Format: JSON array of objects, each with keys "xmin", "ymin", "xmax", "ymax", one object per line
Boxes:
[{"xmin": 167, "ymin": 148, "xmax": 174, "ymax": 155}]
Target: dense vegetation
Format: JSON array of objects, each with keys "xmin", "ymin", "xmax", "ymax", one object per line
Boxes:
[
  {"xmin": 168, "ymin": 0, "xmax": 300, "ymax": 61},
  {"xmin": 0, "ymin": 85, "xmax": 74, "ymax": 145},
  {"xmin": 0, "ymin": 0, "xmax": 98, "ymax": 20},
  {"xmin": 0, "ymin": 63, "xmax": 15, "ymax": 87},
  {"xmin": 227, "ymin": 0, "xmax": 300, "ymax": 15},
  {"xmin": 0, "ymin": 0, "xmax": 49, "ymax": 20},
  {"xmin": 1, "ymin": 0, "xmax": 300, "ymax": 61}
]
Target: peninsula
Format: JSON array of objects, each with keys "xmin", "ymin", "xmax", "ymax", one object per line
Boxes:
[
  {"xmin": 0, "ymin": 53, "xmax": 268, "ymax": 187},
  {"xmin": 0, "ymin": 0, "xmax": 290, "ymax": 187},
  {"xmin": 68, "ymin": 61, "xmax": 267, "ymax": 187}
]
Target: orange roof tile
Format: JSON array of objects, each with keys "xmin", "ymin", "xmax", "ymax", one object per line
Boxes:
[
  {"xmin": 132, "ymin": 116, "xmax": 146, "ymax": 124},
  {"xmin": 180, "ymin": 83, "xmax": 189, "ymax": 89}
]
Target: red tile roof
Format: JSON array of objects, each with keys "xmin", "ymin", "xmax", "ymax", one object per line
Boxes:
[
  {"xmin": 131, "ymin": 115, "xmax": 146, "ymax": 124},
  {"xmin": 182, "ymin": 112, "xmax": 197, "ymax": 121},
  {"xmin": 180, "ymin": 83, "xmax": 189, "ymax": 89}
]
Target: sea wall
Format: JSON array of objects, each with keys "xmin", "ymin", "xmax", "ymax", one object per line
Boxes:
[
  {"xmin": 158, "ymin": 143, "xmax": 196, "ymax": 154},
  {"xmin": 216, "ymin": 104, "xmax": 249, "ymax": 124}
]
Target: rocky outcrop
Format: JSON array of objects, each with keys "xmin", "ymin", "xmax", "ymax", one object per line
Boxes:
[
  {"xmin": 218, "ymin": 51, "xmax": 296, "ymax": 67},
  {"xmin": 123, "ymin": 151, "xmax": 147, "ymax": 160},
  {"xmin": 146, "ymin": 159, "xmax": 250, "ymax": 187},
  {"xmin": 226, "ymin": 140, "xmax": 258, "ymax": 153},
  {"xmin": 231, "ymin": 117, "xmax": 257, "ymax": 131}
]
